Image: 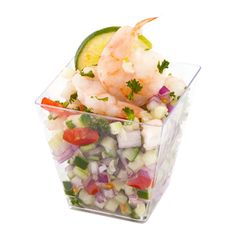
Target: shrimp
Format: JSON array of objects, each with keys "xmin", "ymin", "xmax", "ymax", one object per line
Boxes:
[
  {"xmin": 72, "ymin": 73, "xmax": 144, "ymax": 118},
  {"xmin": 97, "ymin": 17, "xmax": 167, "ymax": 106}
]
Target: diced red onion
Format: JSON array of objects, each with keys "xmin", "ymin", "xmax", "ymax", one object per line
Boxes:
[
  {"xmin": 71, "ymin": 145, "xmax": 79, "ymax": 151},
  {"xmin": 95, "ymin": 192, "xmax": 106, "ymax": 203},
  {"xmin": 98, "ymin": 164, "xmax": 107, "ymax": 173},
  {"xmin": 98, "ymin": 172, "xmax": 109, "ymax": 183},
  {"xmin": 87, "ymin": 147, "xmax": 103, "ymax": 156},
  {"xmin": 65, "ymin": 165, "xmax": 73, "ymax": 172},
  {"xmin": 167, "ymin": 103, "xmax": 174, "ymax": 112},
  {"xmin": 54, "ymin": 147, "xmax": 74, "ymax": 163},
  {"xmin": 102, "ymin": 158, "xmax": 112, "ymax": 166},
  {"xmin": 117, "ymin": 169, "xmax": 128, "ymax": 180},
  {"xmin": 90, "ymin": 162, "xmax": 98, "ymax": 175},
  {"xmin": 71, "ymin": 176, "xmax": 83, "ymax": 187},
  {"xmin": 103, "ymin": 189, "xmax": 114, "ymax": 199},
  {"xmin": 120, "ymin": 157, "xmax": 128, "ymax": 169},
  {"xmin": 159, "ymin": 86, "xmax": 170, "ymax": 95},
  {"xmin": 138, "ymin": 169, "xmax": 151, "ymax": 179},
  {"xmin": 149, "ymin": 95, "xmax": 162, "ymax": 104},
  {"xmin": 128, "ymin": 194, "xmax": 139, "ymax": 207}
]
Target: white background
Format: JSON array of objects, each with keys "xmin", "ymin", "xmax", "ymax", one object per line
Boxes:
[{"xmin": 0, "ymin": 0, "xmax": 235, "ymax": 235}]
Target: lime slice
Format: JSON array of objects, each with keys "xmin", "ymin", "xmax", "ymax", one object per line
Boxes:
[{"xmin": 75, "ymin": 27, "xmax": 120, "ymax": 70}]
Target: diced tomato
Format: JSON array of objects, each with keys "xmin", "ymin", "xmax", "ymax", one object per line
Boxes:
[
  {"xmin": 63, "ymin": 127, "xmax": 99, "ymax": 146},
  {"xmin": 85, "ymin": 180, "xmax": 100, "ymax": 195},
  {"xmin": 41, "ymin": 97, "xmax": 72, "ymax": 117},
  {"xmin": 127, "ymin": 171, "xmax": 152, "ymax": 190}
]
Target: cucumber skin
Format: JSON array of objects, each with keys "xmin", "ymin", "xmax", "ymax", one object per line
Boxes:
[{"xmin": 75, "ymin": 26, "xmax": 120, "ymax": 70}]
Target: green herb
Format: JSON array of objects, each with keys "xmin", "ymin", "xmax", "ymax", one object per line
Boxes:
[
  {"xmin": 177, "ymin": 96, "xmax": 180, "ymax": 100},
  {"xmin": 122, "ymin": 107, "xmax": 135, "ymax": 121},
  {"xmin": 90, "ymin": 96, "xmax": 109, "ymax": 102},
  {"xmin": 137, "ymin": 190, "xmax": 149, "ymax": 200},
  {"xmin": 48, "ymin": 114, "xmax": 58, "ymax": 120},
  {"xmin": 69, "ymin": 92, "xmax": 78, "ymax": 103},
  {"xmin": 66, "ymin": 120, "xmax": 75, "ymax": 129},
  {"xmin": 80, "ymin": 114, "xmax": 92, "ymax": 126},
  {"xmin": 83, "ymin": 105, "xmax": 93, "ymax": 113},
  {"xmin": 157, "ymin": 59, "xmax": 169, "ymax": 74},
  {"xmin": 63, "ymin": 101, "xmax": 69, "ymax": 108},
  {"xmin": 63, "ymin": 181, "xmax": 74, "ymax": 196},
  {"xmin": 126, "ymin": 79, "xmax": 143, "ymax": 100},
  {"xmin": 69, "ymin": 196, "xmax": 83, "ymax": 207},
  {"xmin": 169, "ymin": 91, "xmax": 176, "ymax": 99},
  {"xmin": 80, "ymin": 70, "xmax": 95, "ymax": 78},
  {"xmin": 73, "ymin": 156, "xmax": 89, "ymax": 170},
  {"xmin": 138, "ymin": 34, "xmax": 152, "ymax": 50}
]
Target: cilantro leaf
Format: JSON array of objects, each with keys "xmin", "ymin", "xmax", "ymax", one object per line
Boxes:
[
  {"xmin": 83, "ymin": 105, "xmax": 93, "ymax": 113},
  {"xmin": 157, "ymin": 60, "xmax": 170, "ymax": 74},
  {"xmin": 80, "ymin": 70, "xmax": 95, "ymax": 78},
  {"xmin": 69, "ymin": 92, "xmax": 78, "ymax": 103},
  {"xmin": 90, "ymin": 96, "xmax": 109, "ymax": 102},
  {"xmin": 122, "ymin": 107, "xmax": 135, "ymax": 120},
  {"xmin": 126, "ymin": 79, "xmax": 143, "ymax": 100},
  {"xmin": 66, "ymin": 120, "xmax": 75, "ymax": 129}
]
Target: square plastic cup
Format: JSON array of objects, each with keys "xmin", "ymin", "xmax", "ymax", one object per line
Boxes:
[{"xmin": 35, "ymin": 60, "xmax": 201, "ymax": 222}]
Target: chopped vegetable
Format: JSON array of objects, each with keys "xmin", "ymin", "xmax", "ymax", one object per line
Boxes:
[
  {"xmin": 157, "ymin": 59, "xmax": 169, "ymax": 74},
  {"xmin": 91, "ymin": 96, "xmax": 109, "ymax": 102},
  {"xmin": 80, "ymin": 69, "xmax": 95, "ymax": 78},
  {"xmin": 63, "ymin": 127, "xmax": 99, "ymax": 146},
  {"xmin": 127, "ymin": 170, "xmax": 152, "ymax": 190},
  {"xmin": 73, "ymin": 166, "xmax": 89, "ymax": 180},
  {"xmin": 104, "ymin": 198, "xmax": 119, "ymax": 212},
  {"xmin": 80, "ymin": 143, "xmax": 97, "ymax": 152},
  {"xmin": 134, "ymin": 202, "xmax": 146, "ymax": 218},
  {"xmin": 109, "ymin": 122, "xmax": 123, "ymax": 135},
  {"xmin": 138, "ymin": 34, "xmax": 152, "ymax": 50},
  {"xmin": 73, "ymin": 156, "xmax": 89, "ymax": 170},
  {"xmin": 63, "ymin": 181, "xmax": 74, "ymax": 196},
  {"xmin": 117, "ymin": 129, "xmax": 141, "ymax": 149},
  {"xmin": 122, "ymin": 107, "xmax": 135, "ymax": 120},
  {"xmin": 65, "ymin": 120, "xmax": 76, "ymax": 129},
  {"xmin": 100, "ymin": 136, "xmax": 117, "ymax": 158},
  {"xmin": 122, "ymin": 148, "xmax": 140, "ymax": 162},
  {"xmin": 126, "ymin": 79, "xmax": 143, "ymax": 100},
  {"xmin": 79, "ymin": 189, "xmax": 95, "ymax": 205},
  {"xmin": 69, "ymin": 92, "xmax": 78, "ymax": 103},
  {"xmin": 137, "ymin": 189, "xmax": 149, "ymax": 199},
  {"xmin": 85, "ymin": 180, "xmax": 100, "ymax": 195}
]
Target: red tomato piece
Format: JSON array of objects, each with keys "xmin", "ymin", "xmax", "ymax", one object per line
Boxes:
[
  {"xmin": 85, "ymin": 180, "xmax": 100, "ymax": 195},
  {"xmin": 41, "ymin": 97, "xmax": 75, "ymax": 117},
  {"xmin": 63, "ymin": 128, "xmax": 99, "ymax": 146},
  {"xmin": 127, "ymin": 171, "xmax": 152, "ymax": 190}
]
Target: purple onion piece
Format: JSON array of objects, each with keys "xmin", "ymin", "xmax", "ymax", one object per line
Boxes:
[
  {"xmin": 167, "ymin": 103, "xmax": 174, "ymax": 112},
  {"xmin": 103, "ymin": 189, "xmax": 114, "ymax": 199},
  {"xmin": 98, "ymin": 173, "xmax": 109, "ymax": 183},
  {"xmin": 158, "ymin": 86, "xmax": 170, "ymax": 95},
  {"xmin": 95, "ymin": 192, "xmax": 106, "ymax": 203},
  {"xmin": 54, "ymin": 147, "xmax": 74, "ymax": 163}
]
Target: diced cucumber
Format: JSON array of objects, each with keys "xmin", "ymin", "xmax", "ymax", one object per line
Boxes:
[
  {"xmin": 143, "ymin": 149, "xmax": 158, "ymax": 166},
  {"xmin": 112, "ymin": 180, "xmax": 124, "ymax": 191},
  {"xmin": 123, "ymin": 185, "xmax": 134, "ymax": 195},
  {"xmin": 78, "ymin": 189, "xmax": 95, "ymax": 205},
  {"xmin": 48, "ymin": 131, "xmax": 69, "ymax": 153},
  {"xmin": 67, "ymin": 170, "xmax": 75, "ymax": 179},
  {"xmin": 104, "ymin": 198, "xmax": 119, "ymax": 212},
  {"xmin": 65, "ymin": 120, "xmax": 76, "ymax": 129},
  {"xmin": 63, "ymin": 181, "xmax": 74, "ymax": 196},
  {"xmin": 134, "ymin": 202, "xmax": 146, "ymax": 218},
  {"xmin": 151, "ymin": 105, "xmax": 168, "ymax": 119},
  {"xmin": 107, "ymin": 159, "xmax": 116, "ymax": 175},
  {"xmin": 80, "ymin": 143, "xmax": 97, "ymax": 153},
  {"xmin": 87, "ymin": 155, "xmax": 100, "ymax": 161},
  {"xmin": 109, "ymin": 122, "xmax": 123, "ymax": 135},
  {"xmin": 65, "ymin": 115, "xmax": 85, "ymax": 128},
  {"xmin": 73, "ymin": 166, "xmax": 89, "ymax": 180},
  {"xmin": 114, "ymin": 193, "xmax": 128, "ymax": 204},
  {"xmin": 122, "ymin": 148, "xmax": 140, "ymax": 162},
  {"xmin": 73, "ymin": 156, "xmax": 89, "ymax": 170},
  {"xmin": 79, "ymin": 114, "xmax": 92, "ymax": 127},
  {"xmin": 128, "ymin": 152, "xmax": 144, "ymax": 172},
  {"xmin": 137, "ymin": 189, "xmax": 149, "ymax": 200},
  {"xmin": 117, "ymin": 129, "xmax": 141, "ymax": 149},
  {"xmin": 123, "ymin": 118, "xmax": 140, "ymax": 131},
  {"xmin": 119, "ymin": 203, "xmax": 132, "ymax": 216},
  {"xmin": 100, "ymin": 136, "xmax": 117, "ymax": 158}
]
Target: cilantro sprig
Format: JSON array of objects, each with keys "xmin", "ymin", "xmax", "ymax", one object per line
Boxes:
[
  {"xmin": 69, "ymin": 92, "xmax": 78, "ymax": 103},
  {"xmin": 157, "ymin": 60, "xmax": 169, "ymax": 74},
  {"xmin": 126, "ymin": 79, "xmax": 143, "ymax": 100},
  {"xmin": 122, "ymin": 107, "xmax": 135, "ymax": 120},
  {"xmin": 80, "ymin": 70, "xmax": 95, "ymax": 78},
  {"xmin": 90, "ymin": 96, "xmax": 109, "ymax": 102}
]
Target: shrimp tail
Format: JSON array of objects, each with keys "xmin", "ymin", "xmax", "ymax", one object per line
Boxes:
[{"xmin": 132, "ymin": 17, "xmax": 158, "ymax": 34}]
